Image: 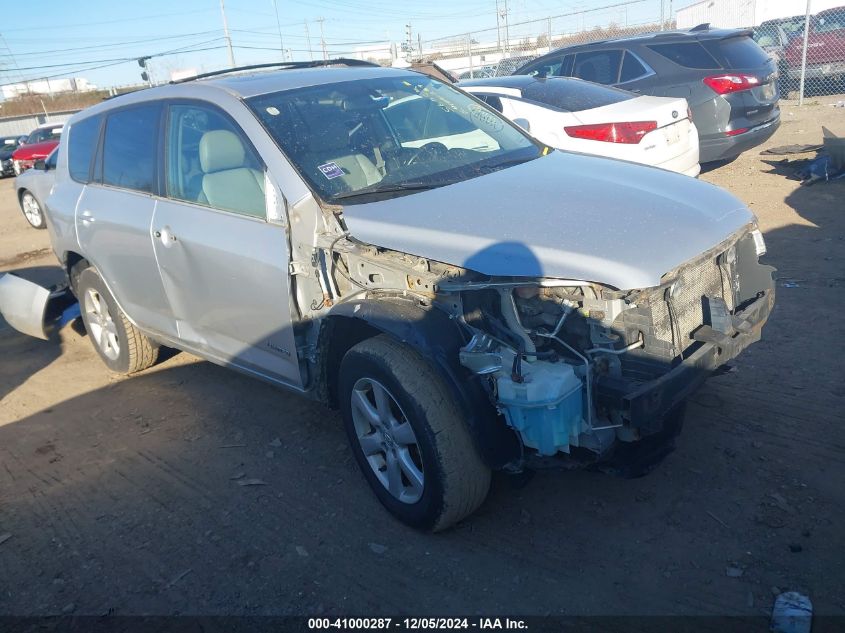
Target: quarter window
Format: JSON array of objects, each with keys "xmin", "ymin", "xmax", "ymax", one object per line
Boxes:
[
  {"xmin": 572, "ymin": 50, "xmax": 623, "ymax": 85},
  {"xmin": 67, "ymin": 115, "xmax": 100, "ymax": 183},
  {"xmin": 619, "ymin": 51, "xmax": 649, "ymax": 82},
  {"xmin": 101, "ymin": 104, "xmax": 161, "ymax": 193},
  {"xmin": 166, "ymin": 104, "xmax": 266, "ymax": 219}
]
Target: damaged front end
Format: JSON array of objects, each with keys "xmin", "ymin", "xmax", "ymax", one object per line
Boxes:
[{"xmin": 448, "ymin": 226, "xmax": 775, "ymax": 469}]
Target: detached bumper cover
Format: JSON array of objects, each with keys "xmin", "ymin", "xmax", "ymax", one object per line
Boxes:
[
  {"xmin": 597, "ymin": 288, "xmax": 774, "ymax": 432},
  {"xmin": 0, "ymin": 274, "xmax": 77, "ymax": 340}
]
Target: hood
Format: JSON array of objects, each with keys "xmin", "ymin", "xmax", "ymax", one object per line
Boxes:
[
  {"xmin": 12, "ymin": 140, "xmax": 59, "ymax": 160},
  {"xmin": 341, "ymin": 152, "xmax": 753, "ymax": 290},
  {"xmin": 0, "ymin": 148, "xmax": 15, "ymax": 160}
]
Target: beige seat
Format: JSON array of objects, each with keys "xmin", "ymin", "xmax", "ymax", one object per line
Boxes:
[
  {"xmin": 303, "ymin": 117, "xmax": 382, "ymax": 191},
  {"xmin": 199, "ymin": 129, "xmax": 265, "ymax": 216}
]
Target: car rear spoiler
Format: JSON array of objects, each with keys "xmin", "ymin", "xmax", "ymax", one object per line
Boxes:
[{"xmin": 0, "ymin": 274, "xmax": 78, "ymax": 340}]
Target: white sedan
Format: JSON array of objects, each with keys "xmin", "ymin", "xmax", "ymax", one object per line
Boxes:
[{"xmin": 458, "ymin": 75, "xmax": 700, "ymax": 177}]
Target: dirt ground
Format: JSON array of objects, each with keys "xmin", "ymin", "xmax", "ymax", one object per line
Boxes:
[{"xmin": 0, "ymin": 97, "xmax": 843, "ymax": 619}]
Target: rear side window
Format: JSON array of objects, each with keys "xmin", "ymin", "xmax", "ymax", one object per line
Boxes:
[
  {"xmin": 101, "ymin": 104, "xmax": 161, "ymax": 193},
  {"xmin": 703, "ymin": 37, "xmax": 770, "ymax": 68},
  {"xmin": 67, "ymin": 115, "xmax": 101, "ymax": 183},
  {"xmin": 572, "ymin": 50, "xmax": 623, "ymax": 85},
  {"xmin": 647, "ymin": 42, "xmax": 719, "ymax": 69},
  {"xmin": 522, "ymin": 79, "xmax": 633, "ymax": 111}
]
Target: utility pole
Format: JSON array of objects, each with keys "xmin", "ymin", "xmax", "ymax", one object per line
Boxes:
[
  {"xmin": 304, "ymin": 21, "xmax": 314, "ymax": 60},
  {"xmin": 271, "ymin": 0, "xmax": 286, "ymax": 61},
  {"xmin": 405, "ymin": 23, "xmax": 413, "ymax": 62},
  {"xmin": 500, "ymin": 0, "xmax": 510, "ymax": 53},
  {"xmin": 317, "ymin": 18, "xmax": 328, "ymax": 61},
  {"xmin": 417, "ymin": 33, "xmax": 422, "ymax": 62},
  {"xmin": 495, "ymin": 0, "xmax": 501, "ymax": 52},
  {"xmin": 220, "ymin": 0, "xmax": 236, "ymax": 67}
]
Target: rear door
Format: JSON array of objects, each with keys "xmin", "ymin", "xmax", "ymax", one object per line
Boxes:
[
  {"xmin": 75, "ymin": 102, "xmax": 177, "ymax": 339},
  {"xmin": 151, "ymin": 100, "xmax": 300, "ymax": 385}
]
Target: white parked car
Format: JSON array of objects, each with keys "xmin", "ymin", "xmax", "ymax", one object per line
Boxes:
[{"xmin": 459, "ymin": 75, "xmax": 700, "ymax": 177}]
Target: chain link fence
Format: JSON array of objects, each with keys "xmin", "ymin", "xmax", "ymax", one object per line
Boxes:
[{"xmin": 416, "ymin": 0, "xmax": 845, "ymax": 105}]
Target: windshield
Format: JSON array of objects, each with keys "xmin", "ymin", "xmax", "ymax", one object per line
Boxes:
[
  {"xmin": 247, "ymin": 75, "xmax": 542, "ymax": 204},
  {"xmin": 26, "ymin": 127, "xmax": 62, "ymax": 144}
]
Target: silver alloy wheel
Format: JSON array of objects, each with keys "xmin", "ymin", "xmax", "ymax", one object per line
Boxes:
[
  {"xmin": 350, "ymin": 377, "xmax": 425, "ymax": 504},
  {"xmin": 21, "ymin": 193, "xmax": 42, "ymax": 227},
  {"xmin": 83, "ymin": 287, "xmax": 120, "ymax": 361}
]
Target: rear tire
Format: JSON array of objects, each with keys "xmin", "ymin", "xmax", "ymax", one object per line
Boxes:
[
  {"xmin": 20, "ymin": 191, "xmax": 45, "ymax": 229},
  {"xmin": 339, "ymin": 335, "xmax": 491, "ymax": 531},
  {"xmin": 74, "ymin": 265, "xmax": 158, "ymax": 374}
]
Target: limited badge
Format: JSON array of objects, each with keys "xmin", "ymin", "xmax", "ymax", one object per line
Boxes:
[{"xmin": 318, "ymin": 162, "xmax": 345, "ymax": 179}]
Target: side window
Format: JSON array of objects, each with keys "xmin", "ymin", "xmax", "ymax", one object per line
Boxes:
[
  {"xmin": 46, "ymin": 149, "xmax": 58, "ymax": 169},
  {"xmin": 67, "ymin": 115, "xmax": 101, "ymax": 183},
  {"xmin": 101, "ymin": 103, "xmax": 161, "ymax": 193},
  {"xmin": 166, "ymin": 103, "xmax": 266, "ymax": 219},
  {"xmin": 522, "ymin": 56, "xmax": 565, "ymax": 77},
  {"xmin": 619, "ymin": 51, "xmax": 649, "ymax": 82},
  {"xmin": 647, "ymin": 42, "xmax": 719, "ymax": 69},
  {"xmin": 572, "ymin": 50, "xmax": 623, "ymax": 85}
]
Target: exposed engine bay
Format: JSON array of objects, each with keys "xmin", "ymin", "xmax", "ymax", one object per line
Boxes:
[{"xmin": 286, "ymin": 209, "xmax": 775, "ymax": 470}]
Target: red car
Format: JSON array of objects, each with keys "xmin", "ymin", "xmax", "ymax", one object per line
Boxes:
[
  {"xmin": 784, "ymin": 6, "xmax": 845, "ymax": 87},
  {"xmin": 11, "ymin": 123, "xmax": 63, "ymax": 175}
]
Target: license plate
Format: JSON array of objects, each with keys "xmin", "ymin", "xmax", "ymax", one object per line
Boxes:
[{"xmin": 664, "ymin": 124, "xmax": 681, "ymax": 145}]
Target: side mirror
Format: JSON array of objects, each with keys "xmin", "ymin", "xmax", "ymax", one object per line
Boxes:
[
  {"xmin": 513, "ymin": 118, "xmax": 531, "ymax": 132},
  {"xmin": 33, "ymin": 159, "xmax": 47, "ymax": 171}
]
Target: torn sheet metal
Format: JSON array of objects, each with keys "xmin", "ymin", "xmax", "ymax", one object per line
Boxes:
[{"xmin": 0, "ymin": 273, "xmax": 76, "ymax": 340}]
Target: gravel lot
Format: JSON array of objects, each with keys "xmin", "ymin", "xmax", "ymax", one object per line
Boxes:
[{"xmin": 1, "ymin": 97, "xmax": 843, "ymax": 619}]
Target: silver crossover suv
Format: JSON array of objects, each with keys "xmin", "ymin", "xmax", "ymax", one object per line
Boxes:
[{"xmin": 35, "ymin": 61, "xmax": 774, "ymax": 530}]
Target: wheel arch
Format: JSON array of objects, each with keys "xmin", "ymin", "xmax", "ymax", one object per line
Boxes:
[{"xmin": 320, "ymin": 296, "xmax": 520, "ymax": 469}]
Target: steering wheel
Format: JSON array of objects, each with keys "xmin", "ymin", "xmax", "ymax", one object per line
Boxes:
[{"xmin": 406, "ymin": 142, "xmax": 449, "ymax": 165}]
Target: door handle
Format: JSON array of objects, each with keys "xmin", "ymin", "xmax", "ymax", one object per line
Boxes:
[{"xmin": 80, "ymin": 210, "xmax": 95, "ymax": 226}]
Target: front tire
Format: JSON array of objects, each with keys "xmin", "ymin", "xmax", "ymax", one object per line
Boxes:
[
  {"xmin": 75, "ymin": 266, "xmax": 159, "ymax": 374},
  {"xmin": 339, "ymin": 335, "xmax": 491, "ymax": 531},
  {"xmin": 20, "ymin": 190, "xmax": 46, "ymax": 229}
]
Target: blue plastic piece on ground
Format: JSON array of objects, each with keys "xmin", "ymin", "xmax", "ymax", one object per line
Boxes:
[
  {"xmin": 771, "ymin": 592, "xmax": 813, "ymax": 633},
  {"xmin": 59, "ymin": 302, "xmax": 80, "ymax": 327}
]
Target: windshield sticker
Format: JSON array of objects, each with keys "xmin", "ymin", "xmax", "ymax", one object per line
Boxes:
[
  {"xmin": 318, "ymin": 162, "xmax": 345, "ymax": 180},
  {"xmin": 265, "ymin": 106, "xmax": 281, "ymax": 116},
  {"xmin": 469, "ymin": 105, "xmax": 504, "ymax": 132}
]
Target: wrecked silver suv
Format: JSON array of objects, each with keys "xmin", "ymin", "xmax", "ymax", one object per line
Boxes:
[{"xmin": 1, "ymin": 61, "xmax": 774, "ymax": 531}]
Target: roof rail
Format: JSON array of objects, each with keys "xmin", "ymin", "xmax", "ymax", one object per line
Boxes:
[
  {"xmin": 690, "ymin": 23, "xmax": 711, "ymax": 32},
  {"xmin": 170, "ymin": 58, "xmax": 381, "ymax": 84}
]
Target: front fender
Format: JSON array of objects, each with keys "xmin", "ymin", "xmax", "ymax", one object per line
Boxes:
[{"xmin": 327, "ymin": 296, "xmax": 520, "ymax": 469}]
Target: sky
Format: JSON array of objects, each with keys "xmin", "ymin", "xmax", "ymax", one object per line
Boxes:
[{"xmin": 0, "ymin": 0, "xmax": 686, "ymax": 90}]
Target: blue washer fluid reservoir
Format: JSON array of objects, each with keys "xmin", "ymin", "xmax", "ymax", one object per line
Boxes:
[{"xmin": 496, "ymin": 361, "xmax": 584, "ymax": 455}]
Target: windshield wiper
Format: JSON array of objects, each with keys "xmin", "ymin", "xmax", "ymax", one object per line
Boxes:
[
  {"xmin": 474, "ymin": 155, "xmax": 541, "ymax": 174},
  {"xmin": 332, "ymin": 181, "xmax": 453, "ymax": 201}
]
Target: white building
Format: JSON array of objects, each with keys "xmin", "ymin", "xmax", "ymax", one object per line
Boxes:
[
  {"xmin": 1, "ymin": 77, "xmax": 97, "ymax": 100},
  {"xmin": 676, "ymin": 0, "xmax": 842, "ymax": 29}
]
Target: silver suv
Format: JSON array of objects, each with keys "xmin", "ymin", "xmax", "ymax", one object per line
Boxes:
[{"xmin": 38, "ymin": 61, "xmax": 774, "ymax": 530}]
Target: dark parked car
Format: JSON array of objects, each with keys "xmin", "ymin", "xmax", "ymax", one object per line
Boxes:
[
  {"xmin": 1, "ymin": 136, "xmax": 22, "ymax": 176},
  {"xmin": 513, "ymin": 27, "xmax": 780, "ymax": 163}
]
